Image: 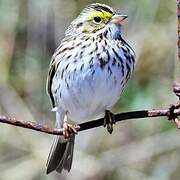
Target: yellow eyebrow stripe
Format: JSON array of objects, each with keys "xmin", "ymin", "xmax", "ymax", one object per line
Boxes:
[{"xmin": 88, "ymin": 10, "xmax": 113, "ymax": 20}]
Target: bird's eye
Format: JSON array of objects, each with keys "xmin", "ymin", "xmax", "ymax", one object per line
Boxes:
[{"xmin": 93, "ymin": 16, "xmax": 102, "ymax": 23}]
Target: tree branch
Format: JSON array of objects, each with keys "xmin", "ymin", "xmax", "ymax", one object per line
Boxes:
[{"xmin": 0, "ymin": 105, "xmax": 179, "ymax": 135}]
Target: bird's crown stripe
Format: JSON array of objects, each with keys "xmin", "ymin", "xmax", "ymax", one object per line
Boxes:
[{"xmin": 88, "ymin": 10, "xmax": 113, "ymax": 20}]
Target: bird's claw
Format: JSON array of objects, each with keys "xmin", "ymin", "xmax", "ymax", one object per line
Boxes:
[
  {"xmin": 63, "ymin": 121, "xmax": 78, "ymax": 139},
  {"xmin": 104, "ymin": 110, "xmax": 116, "ymax": 134}
]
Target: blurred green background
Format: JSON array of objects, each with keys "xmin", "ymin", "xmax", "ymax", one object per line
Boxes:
[{"xmin": 0, "ymin": 0, "xmax": 179, "ymax": 180}]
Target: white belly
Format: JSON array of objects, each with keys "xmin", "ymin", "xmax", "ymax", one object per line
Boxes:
[{"xmin": 55, "ymin": 59, "xmax": 125, "ymax": 123}]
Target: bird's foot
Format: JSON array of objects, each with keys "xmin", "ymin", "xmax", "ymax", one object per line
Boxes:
[
  {"xmin": 63, "ymin": 117, "xmax": 79, "ymax": 139},
  {"xmin": 104, "ymin": 110, "xmax": 116, "ymax": 134}
]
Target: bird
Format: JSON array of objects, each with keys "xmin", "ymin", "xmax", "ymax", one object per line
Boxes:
[{"xmin": 46, "ymin": 3, "xmax": 135, "ymax": 174}]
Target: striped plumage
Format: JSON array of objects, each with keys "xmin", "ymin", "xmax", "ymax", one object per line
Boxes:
[{"xmin": 46, "ymin": 3, "xmax": 135, "ymax": 174}]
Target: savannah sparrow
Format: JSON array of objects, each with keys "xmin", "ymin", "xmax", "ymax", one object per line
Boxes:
[{"xmin": 46, "ymin": 3, "xmax": 135, "ymax": 174}]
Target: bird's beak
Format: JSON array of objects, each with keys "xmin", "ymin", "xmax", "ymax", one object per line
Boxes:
[{"xmin": 111, "ymin": 14, "xmax": 128, "ymax": 24}]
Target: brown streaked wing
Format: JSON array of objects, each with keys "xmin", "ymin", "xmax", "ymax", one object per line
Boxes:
[{"xmin": 46, "ymin": 57, "xmax": 56, "ymax": 108}]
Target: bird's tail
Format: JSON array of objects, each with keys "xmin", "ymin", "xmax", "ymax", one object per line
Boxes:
[{"xmin": 46, "ymin": 111, "xmax": 75, "ymax": 174}]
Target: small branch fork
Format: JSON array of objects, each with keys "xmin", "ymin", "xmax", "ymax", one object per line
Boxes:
[{"xmin": 174, "ymin": 0, "xmax": 180, "ymax": 127}]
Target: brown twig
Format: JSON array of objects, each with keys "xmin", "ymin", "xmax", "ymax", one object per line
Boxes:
[{"xmin": 0, "ymin": 106, "xmax": 180, "ymax": 135}]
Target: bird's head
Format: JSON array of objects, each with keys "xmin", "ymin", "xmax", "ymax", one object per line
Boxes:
[{"xmin": 66, "ymin": 3, "xmax": 127, "ymax": 39}]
